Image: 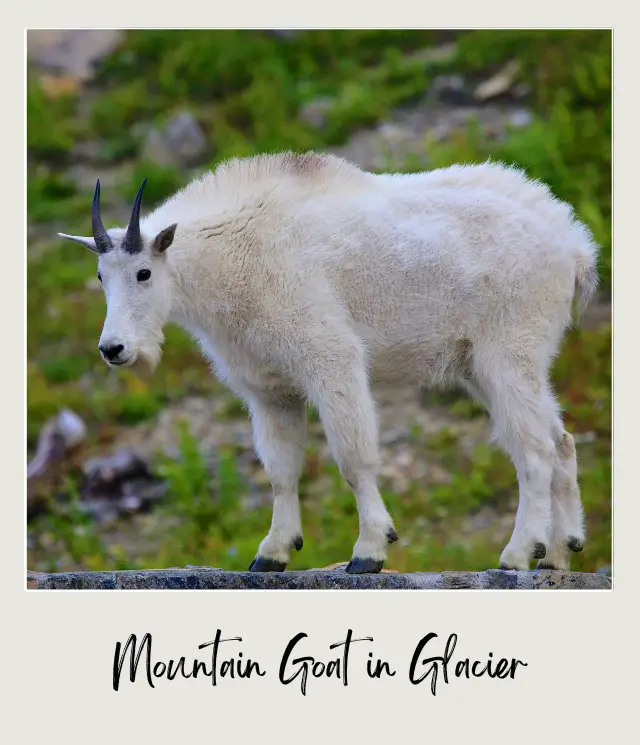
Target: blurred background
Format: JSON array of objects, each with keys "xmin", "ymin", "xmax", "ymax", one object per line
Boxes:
[{"xmin": 26, "ymin": 30, "xmax": 611, "ymax": 575}]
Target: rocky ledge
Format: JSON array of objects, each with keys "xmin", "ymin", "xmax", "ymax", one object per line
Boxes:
[{"xmin": 27, "ymin": 566, "xmax": 611, "ymax": 590}]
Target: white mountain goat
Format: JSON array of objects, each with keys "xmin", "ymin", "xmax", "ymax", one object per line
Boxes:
[{"xmin": 59, "ymin": 151, "xmax": 598, "ymax": 574}]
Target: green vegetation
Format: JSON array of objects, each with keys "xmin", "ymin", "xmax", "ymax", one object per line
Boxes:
[{"xmin": 27, "ymin": 30, "xmax": 611, "ymax": 574}]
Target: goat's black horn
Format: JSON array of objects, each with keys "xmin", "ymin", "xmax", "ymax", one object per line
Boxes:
[
  {"xmin": 91, "ymin": 180, "xmax": 113, "ymax": 254},
  {"xmin": 123, "ymin": 178, "xmax": 147, "ymax": 254}
]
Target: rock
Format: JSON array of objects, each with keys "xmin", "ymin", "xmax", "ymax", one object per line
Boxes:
[
  {"xmin": 430, "ymin": 74, "xmax": 473, "ymax": 105},
  {"xmin": 70, "ymin": 141, "xmax": 103, "ymax": 163},
  {"xmin": 27, "ymin": 409, "xmax": 87, "ymax": 482},
  {"xmin": 26, "ymin": 566, "xmax": 613, "ymax": 590},
  {"xmin": 474, "ymin": 59, "xmax": 521, "ymax": 101},
  {"xmin": 299, "ymin": 45, "xmax": 458, "ymax": 133},
  {"xmin": 27, "ymin": 30, "xmax": 124, "ymax": 82},
  {"xmin": 266, "ymin": 30, "xmax": 298, "ymax": 39},
  {"xmin": 79, "ymin": 448, "xmax": 166, "ymax": 522},
  {"xmin": 81, "ymin": 480, "xmax": 167, "ymax": 524},
  {"xmin": 65, "ymin": 161, "xmax": 133, "ymax": 192},
  {"xmin": 120, "ymin": 495, "xmax": 143, "ymax": 512},
  {"xmin": 298, "ymin": 97, "xmax": 335, "ymax": 130},
  {"xmin": 115, "ymin": 395, "xmax": 255, "ymax": 462},
  {"xmin": 83, "ymin": 448, "xmax": 150, "ymax": 492},
  {"xmin": 27, "ymin": 409, "xmax": 88, "ymax": 516},
  {"xmin": 513, "ymin": 82, "xmax": 531, "ymax": 99},
  {"xmin": 322, "ymin": 561, "xmax": 398, "ymax": 573},
  {"xmin": 331, "ymin": 102, "xmax": 533, "ymax": 173},
  {"xmin": 408, "ymin": 43, "xmax": 457, "ymax": 65},
  {"xmin": 141, "ymin": 111, "xmax": 209, "ymax": 168},
  {"xmin": 508, "ymin": 108, "xmax": 534, "ymax": 129},
  {"xmin": 380, "ymin": 426, "xmax": 410, "ymax": 446}
]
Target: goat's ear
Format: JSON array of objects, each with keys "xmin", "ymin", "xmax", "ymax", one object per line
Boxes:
[
  {"xmin": 57, "ymin": 233, "xmax": 99, "ymax": 254},
  {"xmin": 152, "ymin": 223, "xmax": 177, "ymax": 254}
]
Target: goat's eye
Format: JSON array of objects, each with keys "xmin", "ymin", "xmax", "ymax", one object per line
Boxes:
[
  {"xmin": 97, "ymin": 272, "xmax": 102, "ymax": 283},
  {"xmin": 137, "ymin": 269, "xmax": 151, "ymax": 282}
]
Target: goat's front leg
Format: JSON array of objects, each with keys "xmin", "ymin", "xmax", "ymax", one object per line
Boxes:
[
  {"xmin": 307, "ymin": 357, "xmax": 398, "ymax": 574},
  {"xmin": 247, "ymin": 393, "xmax": 307, "ymax": 572}
]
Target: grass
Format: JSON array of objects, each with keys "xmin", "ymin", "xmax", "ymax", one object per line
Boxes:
[{"xmin": 27, "ymin": 30, "xmax": 611, "ymax": 574}]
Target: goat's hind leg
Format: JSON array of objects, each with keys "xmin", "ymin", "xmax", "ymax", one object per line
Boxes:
[
  {"xmin": 247, "ymin": 393, "xmax": 307, "ymax": 572},
  {"xmin": 472, "ymin": 358, "xmax": 556, "ymax": 570},
  {"xmin": 538, "ymin": 426, "xmax": 585, "ymax": 570}
]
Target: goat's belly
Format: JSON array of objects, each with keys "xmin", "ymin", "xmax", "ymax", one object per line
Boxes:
[{"xmin": 366, "ymin": 336, "xmax": 467, "ymax": 387}]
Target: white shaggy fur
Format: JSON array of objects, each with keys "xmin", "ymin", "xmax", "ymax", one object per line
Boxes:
[{"xmin": 62, "ymin": 151, "xmax": 599, "ymax": 573}]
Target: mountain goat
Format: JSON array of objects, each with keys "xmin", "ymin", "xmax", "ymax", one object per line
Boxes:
[{"xmin": 59, "ymin": 151, "xmax": 598, "ymax": 574}]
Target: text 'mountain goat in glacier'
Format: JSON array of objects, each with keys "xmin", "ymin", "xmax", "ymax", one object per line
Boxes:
[{"xmin": 58, "ymin": 151, "xmax": 598, "ymax": 574}]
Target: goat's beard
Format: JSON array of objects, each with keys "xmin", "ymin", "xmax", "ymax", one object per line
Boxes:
[{"xmin": 130, "ymin": 338, "xmax": 163, "ymax": 381}]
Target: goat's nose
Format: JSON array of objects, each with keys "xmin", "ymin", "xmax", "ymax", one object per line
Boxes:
[{"xmin": 99, "ymin": 343, "xmax": 124, "ymax": 361}]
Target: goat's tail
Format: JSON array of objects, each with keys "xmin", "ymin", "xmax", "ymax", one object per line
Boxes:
[{"xmin": 572, "ymin": 220, "xmax": 600, "ymax": 323}]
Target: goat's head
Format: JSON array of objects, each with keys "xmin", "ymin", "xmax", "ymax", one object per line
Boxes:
[{"xmin": 58, "ymin": 179, "xmax": 178, "ymax": 376}]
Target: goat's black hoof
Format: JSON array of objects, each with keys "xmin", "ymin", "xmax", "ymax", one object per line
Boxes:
[
  {"xmin": 499, "ymin": 563, "xmax": 516, "ymax": 570},
  {"xmin": 293, "ymin": 535, "xmax": 304, "ymax": 552},
  {"xmin": 567, "ymin": 537, "xmax": 584, "ymax": 553},
  {"xmin": 345, "ymin": 557, "xmax": 384, "ymax": 574},
  {"xmin": 537, "ymin": 562, "xmax": 557, "ymax": 570},
  {"xmin": 532, "ymin": 542, "xmax": 547, "ymax": 560},
  {"xmin": 248, "ymin": 556, "xmax": 287, "ymax": 572},
  {"xmin": 386, "ymin": 528, "xmax": 399, "ymax": 544}
]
